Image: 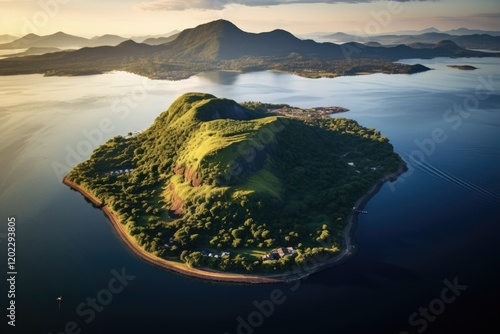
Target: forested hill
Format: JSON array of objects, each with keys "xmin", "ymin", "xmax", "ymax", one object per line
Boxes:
[{"xmin": 67, "ymin": 93, "xmax": 404, "ymax": 273}]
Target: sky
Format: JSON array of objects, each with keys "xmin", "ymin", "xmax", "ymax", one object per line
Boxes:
[{"xmin": 0, "ymin": 0, "xmax": 499, "ymax": 38}]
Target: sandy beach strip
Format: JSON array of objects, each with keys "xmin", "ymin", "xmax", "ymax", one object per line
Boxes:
[{"xmin": 63, "ymin": 176, "xmax": 283, "ymax": 284}]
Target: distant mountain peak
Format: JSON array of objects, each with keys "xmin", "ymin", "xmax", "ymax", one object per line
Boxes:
[
  {"xmin": 196, "ymin": 19, "xmax": 243, "ymax": 34},
  {"xmin": 435, "ymin": 40, "xmax": 458, "ymax": 46},
  {"xmin": 100, "ymin": 34, "xmax": 122, "ymax": 38},
  {"xmin": 117, "ymin": 40, "xmax": 141, "ymax": 48},
  {"xmin": 51, "ymin": 31, "xmax": 72, "ymax": 37},
  {"xmin": 268, "ymin": 29, "xmax": 296, "ymax": 38},
  {"xmin": 24, "ymin": 33, "xmax": 40, "ymax": 39},
  {"xmin": 330, "ymin": 32, "xmax": 353, "ymax": 37},
  {"xmin": 434, "ymin": 40, "xmax": 461, "ymax": 50},
  {"xmin": 421, "ymin": 27, "xmax": 441, "ymax": 33},
  {"xmin": 210, "ymin": 19, "xmax": 237, "ymax": 26}
]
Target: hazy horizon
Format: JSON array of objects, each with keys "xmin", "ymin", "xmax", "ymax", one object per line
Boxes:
[{"xmin": 1, "ymin": 0, "xmax": 499, "ymax": 38}]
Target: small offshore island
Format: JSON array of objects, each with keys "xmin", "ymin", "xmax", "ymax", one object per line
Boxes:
[
  {"xmin": 447, "ymin": 65, "xmax": 478, "ymax": 70},
  {"xmin": 64, "ymin": 93, "xmax": 406, "ymax": 283}
]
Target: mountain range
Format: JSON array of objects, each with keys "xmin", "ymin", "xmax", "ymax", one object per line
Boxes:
[
  {"xmin": 0, "ymin": 31, "xmax": 179, "ymax": 50},
  {"xmin": 317, "ymin": 27, "xmax": 500, "ymax": 38},
  {"xmin": 150, "ymin": 21, "xmax": 495, "ymax": 61},
  {"xmin": 0, "ymin": 20, "xmax": 497, "ymax": 80},
  {"xmin": 444, "ymin": 28, "xmax": 500, "ymax": 36},
  {"xmin": 324, "ymin": 31, "xmax": 500, "ymax": 50},
  {"xmin": 2, "ymin": 25, "xmax": 499, "ymax": 52},
  {"xmin": 375, "ymin": 27, "xmax": 500, "ymax": 36},
  {"xmin": 0, "ymin": 34, "xmax": 19, "ymax": 44},
  {"xmin": 129, "ymin": 31, "xmax": 180, "ymax": 43}
]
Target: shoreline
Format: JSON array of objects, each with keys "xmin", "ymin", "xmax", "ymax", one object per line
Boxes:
[
  {"xmin": 63, "ymin": 176, "xmax": 282, "ymax": 284},
  {"xmin": 62, "ymin": 163, "xmax": 407, "ymax": 284},
  {"xmin": 295, "ymin": 162, "xmax": 409, "ymax": 277}
]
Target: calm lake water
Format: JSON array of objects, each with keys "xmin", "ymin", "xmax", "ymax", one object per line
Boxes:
[{"xmin": 1, "ymin": 58, "xmax": 499, "ymax": 334}]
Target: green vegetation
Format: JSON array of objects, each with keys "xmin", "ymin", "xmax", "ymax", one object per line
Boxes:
[{"xmin": 67, "ymin": 93, "xmax": 404, "ymax": 273}]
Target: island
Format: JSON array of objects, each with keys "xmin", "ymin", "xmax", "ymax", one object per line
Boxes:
[
  {"xmin": 447, "ymin": 65, "xmax": 478, "ymax": 70},
  {"xmin": 64, "ymin": 93, "xmax": 407, "ymax": 283}
]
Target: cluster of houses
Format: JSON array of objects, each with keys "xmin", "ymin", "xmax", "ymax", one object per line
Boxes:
[
  {"xmin": 312, "ymin": 106, "xmax": 349, "ymax": 115},
  {"xmin": 201, "ymin": 249, "xmax": 231, "ymax": 258},
  {"xmin": 107, "ymin": 168, "xmax": 134, "ymax": 176},
  {"xmin": 347, "ymin": 162, "xmax": 378, "ymax": 173},
  {"xmin": 270, "ymin": 106, "xmax": 348, "ymax": 119},
  {"xmin": 164, "ymin": 237, "xmax": 175, "ymax": 248},
  {"xmin": 262, "ymin": 247, "xmax": 296, "ymax": 261}
]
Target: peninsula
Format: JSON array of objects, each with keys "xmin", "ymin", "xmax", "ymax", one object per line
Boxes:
[{"xmin": 65, "ymin": 93, "xmax": 406, "ymax": 282}]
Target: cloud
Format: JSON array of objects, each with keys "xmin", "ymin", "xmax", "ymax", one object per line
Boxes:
[
  {"xmin": 465, "ymin": 12, "xmax": 500, "ymax": 20},
  {"xmin": 434, "ymin": 12, "xmax": 500, "ymax": 22},
  {"xmin": 140, "ymin": 0, "xmax": 428, "ymax": 11},
  {"xmin": 141, "ymin": 0, "xmax": 228, "ymax": 11}
]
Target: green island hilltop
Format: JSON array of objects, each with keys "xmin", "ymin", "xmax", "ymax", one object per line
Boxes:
[{"xmin": 65, "ymin": 92, "xmax": 405, "ymax": 282}]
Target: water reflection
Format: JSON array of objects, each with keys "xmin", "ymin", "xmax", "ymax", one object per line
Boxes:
[{"xmin": 198, "ymin": 70, "xmax": 240, "ymax": 85}]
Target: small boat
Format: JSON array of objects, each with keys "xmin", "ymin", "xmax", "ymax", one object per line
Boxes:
[{"xmin": 57, "ymin": 296, "xmax": 63, "ymax": 310}]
